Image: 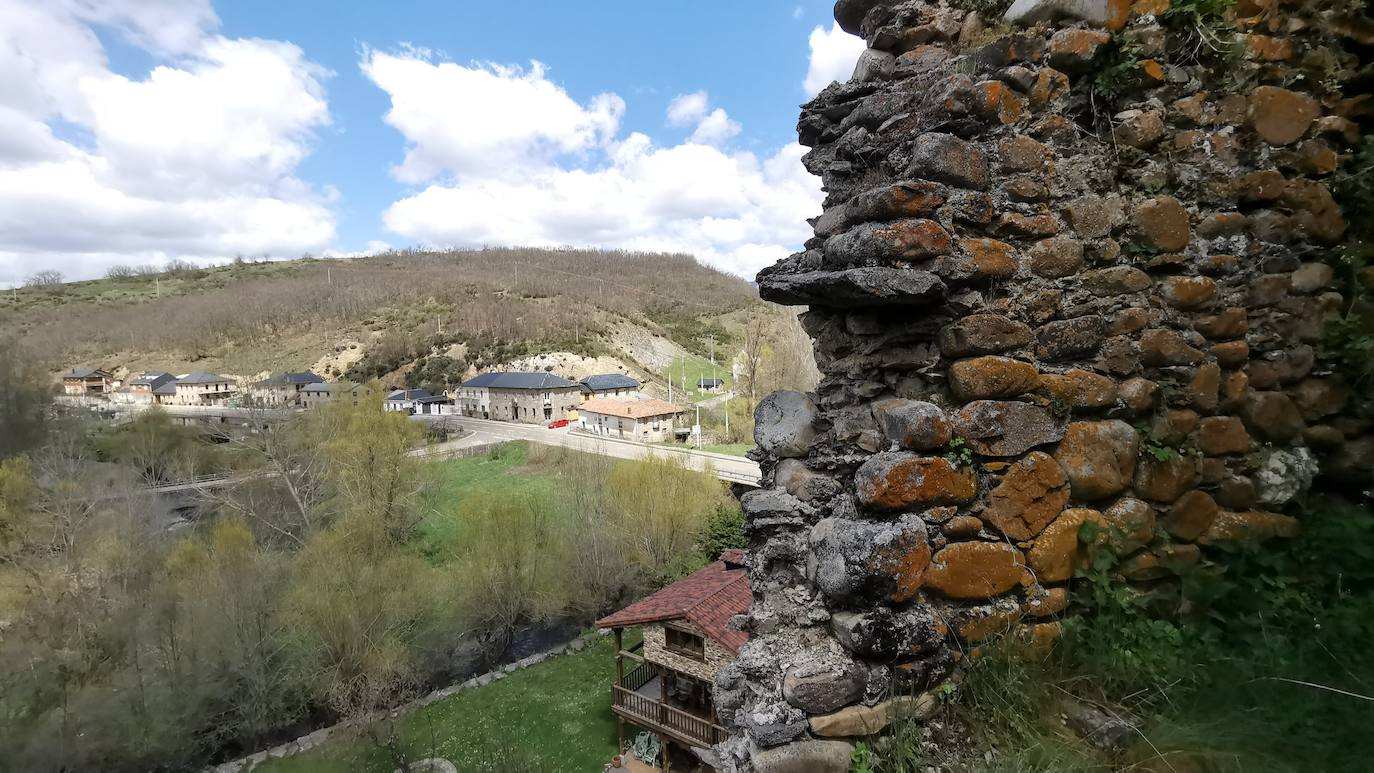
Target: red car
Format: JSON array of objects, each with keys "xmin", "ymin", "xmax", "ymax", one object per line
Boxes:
[{"xmin": 547, "ymin": 419, "xmax": 569, "ymax": 429}]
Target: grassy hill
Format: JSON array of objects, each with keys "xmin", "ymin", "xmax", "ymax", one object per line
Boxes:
[{"xmin": 0, "ymin": 248, "xmax": 759, "ymax": 392}]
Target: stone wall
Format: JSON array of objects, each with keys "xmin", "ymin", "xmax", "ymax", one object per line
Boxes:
[
  {"xmin": 643, "ymin": 622, "xmax": 737, "ymax": 683},
  {"xmin": 714, "ymin": 0, "xmax": 1371, "ymax": 769}
]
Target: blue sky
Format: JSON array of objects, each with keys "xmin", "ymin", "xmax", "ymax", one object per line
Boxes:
[{"xmin": 0, "ymin": 0, "xmax": 866, "ymax": 285}]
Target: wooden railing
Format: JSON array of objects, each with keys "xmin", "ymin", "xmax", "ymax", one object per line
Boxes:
[
  {"xmin": 622, "ymin": 662, "xmax": 655, "ymax": 693},
  {"xmin": 611, "ymin": 677, "xmax": 728, "ymax": 747}
]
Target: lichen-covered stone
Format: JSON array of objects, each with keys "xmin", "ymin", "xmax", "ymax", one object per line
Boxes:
[
  {"xmin": 938, "ymin": 314, "xmax": 1033, "ymax": 357},
  {"xmin": 953, "ymin": 400, "xmax": 1063, "ymax": 457},
  {"xmin": 1133, "ymin": 196, "xmax": 1191, "ymax": 251},
  {"xmin": 1038, "ymin": 369, "xmax": 1118, "ymax": 408},
  {"xmin": 1035, "ymin": 316, "xmax": 1107, "ymax": 361},
  {"xmin": 810, "ymin": 515, "xmax": 932, "ymax": 605},
  {"xmin": 1102, "ymin": 497, "xmax": 1155, "ymax": 555},
  {"xmin": 1028, "ymin": 508, "xmax": 1107, "ymax": 583},
  {"xmin": 1134, "ymin": 454, "xmax": 1200, "ymax": 504},
  {"xmin": 855, "ymin": 453, "xmax": 977, "ymax": 511},
  {"xmin": 1053, "ymin": 420, "xmax": 1140, "ymax": 500},
  {"xmin": 1196, "ymin": 416, "xmax": 1250, "ymax": 456},
  {"xmin": 830, "ymin": 607, "xmax": 947, "ymax": 659},
  {"xmin": 949, "ymin": 356, "xmax": 1040, "ymax": 400},
  {"xmin": 982, "ymin": 451, "xmax": 1071, "ymax": 540},
  {"xmin": 755, "ymin": 390, "xmax": 818, "ymax": 458},
  {"xmin": 1250, "ymin": 85, "xmax": 1320, "ymax": 145},
  {"xmin": 1163, "ymin": 490, "xmax": 1220, "ymax": 541},
  {"xmin": 924, "ymin": 542, "xmax": 1029, "ymax": 600},
  {"xmin": 873, "ymin": 399, "xmax": 952, "ymax": 451},
  {"xmin": 1197, "ymin": 510, "xmax": 1301, "ymax": 545},
  {"xmin": 783, "ymin": 660, "xmax": 867, "ymax": 714},
  {"xmin": 909, "ymin": 132, "xmax": 989, "ymax": 189},
  {"xmin": 751, "ymin": 739, "xmax": 853, "ymax": 773}
]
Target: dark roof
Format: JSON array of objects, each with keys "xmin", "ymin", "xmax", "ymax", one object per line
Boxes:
[
  {"xmin": 697, "ymin": 377, "xmax": 725, "ymax": 387},
  {"xmin": 461, "ymin": 372, "xmax": 577, "ymax": 390},
  {"xmin": 64, "ymin": 367, "xmax": 109, "ymax": 379},
  {"xmin": 414, "ymin": 395, "xmax": 450, "ymax": 404},
  {"xmin": 580, "ymin": 373, "xmax": 640, "ymax": 391},
  {"xmin": 152, "ymin": 381, "xmax": 177, "ymax": 395},
  {"xmin": 178, "ymin": 371, "xmax": 231, "ymax": 384},
  {"xmin": 595, "ymin": 550, "xmax": 749, "ymax": 653},
  {"xmin": 260, "ymin": 372, "xmax": 324, "ymax": 386},
  {"xmin": 386, "ymin": 388, "xmax": 432, "ymax": 401},
  {"xmin": 129, "ymin": 371, "xmax": 173, "ymax": 386}
]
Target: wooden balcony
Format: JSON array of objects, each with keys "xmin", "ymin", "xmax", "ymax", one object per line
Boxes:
[{"xmin": 611, "ymin": 662, "xmax": 728, "ymax": 749}]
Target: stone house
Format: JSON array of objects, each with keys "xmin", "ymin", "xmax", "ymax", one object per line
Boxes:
[
  {"xmin": 577, "ymin": 398, "xmax": 683, "ymax": 443},
  {"xmin": 579, "ymin": 373, "xmax": 641, "ymax": 401},
  {"xmin": 596, "ymin": 550, "xmax": 748, "ymax": 767},
  {"xmin": 120, "ymin": 371, "xmax": 175, "ymax": 404},
  {"xmin": 61, "ymin": 367, "xmax": 112, "ymax": 395},
  {"xmin": 250, "ymin": 372, "xmax": 324, "ymax": 407},
  {"xmin": 171, "ymin": 372, "xmax": 236, "ymax": 405},
  {"xmin": 456, "ymin": 372, "xmax": 581, "ymax": 423},
  {"xmin": 300, "ymin": 381, "xmax": 359, "ymax": 410}
]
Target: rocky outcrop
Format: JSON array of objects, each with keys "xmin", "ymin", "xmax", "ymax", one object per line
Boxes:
[{"xmin": 718, "ymin": 0, "xmax": 1371, "ymax": 769}]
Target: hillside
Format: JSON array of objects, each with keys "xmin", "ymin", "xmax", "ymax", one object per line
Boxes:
[{"xmin": 0, "ymin": 248, "xmax": 759, "ymax": 393}]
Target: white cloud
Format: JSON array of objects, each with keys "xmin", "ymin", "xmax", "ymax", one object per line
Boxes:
[
  {"xmin": 803, "ymin": 22, "xmax": 866, "ymax": 95},
  {"xmin": 365, "ymin": 51, "xmax": 821, "ymax": 278},
  {"xmin": 0, "ymin": 0, "xmax": 336, "ymax": 285},
  {"xmin": 361, "ymin": 50, "xmax": 623, "ymax": 184},
  {"xmin": 666, "ymin": 91, "xmax": 741, "ymax": 147},
  {"xmin": 666, "ymin": 91, "xmax": 709, "ymax": 127}
]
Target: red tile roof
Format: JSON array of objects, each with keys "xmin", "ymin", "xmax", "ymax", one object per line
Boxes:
[{"xmin": 596, "ymin": 551, "xmax": 750, "ymax": 653}]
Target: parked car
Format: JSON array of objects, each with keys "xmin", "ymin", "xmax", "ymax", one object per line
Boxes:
[{"xmin": 547, "ymin": 419, "xmax": 569, "ymax": 428}]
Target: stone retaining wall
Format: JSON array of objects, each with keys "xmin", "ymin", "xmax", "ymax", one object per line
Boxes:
[{"xmin": 715, "ymin": 0, "xmax": 1371, "ymax": 769}]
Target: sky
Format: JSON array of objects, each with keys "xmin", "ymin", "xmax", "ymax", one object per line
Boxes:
[{"xmin": 0, "ymin": 0, "xmax": 867, "ymax": 287}]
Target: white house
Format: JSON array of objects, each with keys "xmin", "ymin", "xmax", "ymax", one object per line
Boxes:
[{"xmin": 578, "ymin": 398, "xmax": 683, "ymax": 443}]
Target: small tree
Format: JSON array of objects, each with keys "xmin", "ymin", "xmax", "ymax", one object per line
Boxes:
[{"xmin": 24, "ymin": 269, "xmax": 62, "ymax": 287}]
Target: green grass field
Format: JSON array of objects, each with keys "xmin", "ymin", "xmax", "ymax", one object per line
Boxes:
[
  {"xmin": 413, "ymin": 442, "xmax": 560, "ymax": 561},
  {"xmin": 659, "ymin": 352, "xmax": 732, "ymax": 402},
  {"xmin": 700, "ymin": 443, "xmax": 752, "ymax": 457},
  {"xmin": 256, "ymin": 632, "xmax": 625, "ymax": 773}
]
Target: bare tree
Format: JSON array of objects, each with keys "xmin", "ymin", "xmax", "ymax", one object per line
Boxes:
[{"xmin": 24, "ymin": 270, "xmax": 63, "ymax": 287}]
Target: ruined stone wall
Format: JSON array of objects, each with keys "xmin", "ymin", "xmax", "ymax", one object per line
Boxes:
[{"xmin": 714, "ymin": 0, "xmax": 1371, "ymax": 769}]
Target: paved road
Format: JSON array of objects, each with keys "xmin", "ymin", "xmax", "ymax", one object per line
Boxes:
[{"xmin": 410, "ymin": 415, "xmax": 761, "ymax": 486}]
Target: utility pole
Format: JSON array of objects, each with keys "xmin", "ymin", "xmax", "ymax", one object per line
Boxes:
[{"xmin": 695, "ymin": 404, "xmax": 701, "ymax": 448}]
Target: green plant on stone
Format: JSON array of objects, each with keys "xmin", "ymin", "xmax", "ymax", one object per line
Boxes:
[
  {"xmin": 1089, "ymin": 40, "xmax": 1143, "ymax": 105},
  {"xmin": 851, "ymin": 741, "xmax": 875, "ymax": 773},
  {"xmin": 944, "ymin": 435, "xmax": 975, "ymax": 469},
  {"xmin": 1162, "ymin": 0, "xmax": 1239, "ymax": 66}
]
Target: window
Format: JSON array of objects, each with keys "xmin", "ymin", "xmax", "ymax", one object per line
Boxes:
[{"xmin": 664, "ymin": 627, "xmax": 705, "ymax": 660}]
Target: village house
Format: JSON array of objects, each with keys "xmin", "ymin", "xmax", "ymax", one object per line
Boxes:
[
  {"xmin": 456, "ymin": 372, "xmax": 581, "ymax": 424},
  {"xmin": 696, "ymin": 377, "xmax": 725, "ymax": 394},
  {"xmin": 300, "ymin": 381, "xmax": 359, "ymax": 410},
  {"xmin": 107, "ymin": 371, "xmax": 177, "ymax": 405},
  {"xmin": 578, "ymin": 398, "xmax": 683, "ymax": 443},
  {"xmin": 61, "ymin": 367, "xmax": 112, "ymax": 395},
  {"xmin": 384, "ymin": 388, "xmax": 433, "ymax": 413},
  {"xmin": 172, "ymin": 372, "xmax": 236, "ymax": 406},
  {"xmin": 250, "ymin": 372, "xmax": 324, "ymax": 407},
  {"xmin": 579, "ymin": 373, "xmax": 641, "ymax": 401},
  {"xmin": 596, "ymin": 550, "xmax": 748, "ymax": 767}
]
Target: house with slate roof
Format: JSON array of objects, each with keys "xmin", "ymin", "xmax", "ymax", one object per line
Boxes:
[
  {"xmin": 300, "ymin": 381, "xmax": 359, "ymax": 410},
  {"xmin": 456, "ymin": 371, "xmax": 581, "ymax": 423},
  {"xmin": 578, "ymin": 373, "xmax": 641, "ymax": 401},
  {"xmin": 596, "ymin": 550, "xmax": 748, "ymax": 760},
  {"xmin": 172, "ymin": 372, "xmax": 236, "ymax": 405},
  {"xmin": 61, "ymin": 367, "xmax": 112, "ymax": 395},
  {"xmin": 118, "ymin": 371, "xmax": 176, "ymax": 405},
  {"xmin": 250, "ymin": 372, "xmax": 325, "ymax": 407}
]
